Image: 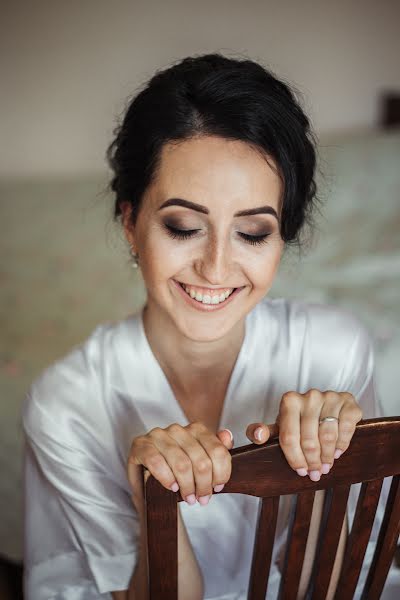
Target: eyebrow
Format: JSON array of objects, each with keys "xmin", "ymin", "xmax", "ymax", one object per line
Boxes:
[{"xmin": 158, "ymin": 197, "xmax": 279, "ymax": 221}]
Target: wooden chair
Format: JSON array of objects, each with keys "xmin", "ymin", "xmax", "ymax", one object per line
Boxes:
[{"xmin": 143, "ymin": 417, "xmax": 400, "ymax": 599}]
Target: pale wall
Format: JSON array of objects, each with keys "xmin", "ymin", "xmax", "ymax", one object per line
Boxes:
[{"xmin": 1, "ymin": 0, "xmax": 400, "ymax": 177}]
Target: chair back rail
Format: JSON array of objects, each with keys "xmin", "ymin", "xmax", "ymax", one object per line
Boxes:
[{"xmin": 144, "ymin": 417, "xmax": 400, "ymax": 600}]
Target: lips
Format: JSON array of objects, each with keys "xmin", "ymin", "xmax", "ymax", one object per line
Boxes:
[
  {"xmin": 176, "ymin": 280, "xmax": 238, "ymax": 302},
  {"xmin": 171, "ymin": 278, "xmax": 244, "ymax": 312}
]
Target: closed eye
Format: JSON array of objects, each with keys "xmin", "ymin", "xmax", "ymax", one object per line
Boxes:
[
  {"xmin": 164, "ymin": 224, "xmax": 271, "ymax": 246},
  {"xmin": 165, "ymin": 225, "xmax": 201, "ymax": 240},
  {"xmin": 238, "ymin": 232, "xmax": 271, "ymax": 246}
]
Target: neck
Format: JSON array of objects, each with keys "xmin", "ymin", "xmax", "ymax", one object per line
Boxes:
[{"xmin": 141, "ymin": 301, "xmax": 246, "ymax": 396}]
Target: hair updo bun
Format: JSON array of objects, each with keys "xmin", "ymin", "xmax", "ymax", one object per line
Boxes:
[{"xmin": 107, "ymin": 52, "xmax": 320, "ymax": 249}]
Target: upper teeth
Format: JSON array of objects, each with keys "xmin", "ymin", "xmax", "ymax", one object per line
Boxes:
[{"xmin": 181, "ymin": 284, "xmax": 234, "ymax": 304}]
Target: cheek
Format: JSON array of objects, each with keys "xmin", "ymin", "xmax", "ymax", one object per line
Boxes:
[
  {"xmin": 140, "ymin": 236, "xmax": 187, "ymax": 281},
  {"xmin": 249, "ymin": 246, "xmax": 282, "ymax": 289}
]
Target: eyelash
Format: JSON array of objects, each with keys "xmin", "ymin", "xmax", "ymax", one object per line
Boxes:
[
  {"xmin": 239, "ymin": 232, "xmax": 271, "ymax": 246},
  {"xmin": 164, "ymin": 225, "xmax": 271, "ymax": 246}
]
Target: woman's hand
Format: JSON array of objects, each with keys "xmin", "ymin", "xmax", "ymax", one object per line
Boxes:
[
  {"xmin": 126, "ymin": 426, "xmax": 231, "ymax": 600},
  {"xmin": 246, "ymin": 390, "xmax": 362, "ymax": 481},
  {"xmin": 128, "ymin": 423, "xmax": 234, "ymax": 506}
]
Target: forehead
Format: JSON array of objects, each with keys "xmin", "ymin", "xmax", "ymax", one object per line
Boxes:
[{"xmin": 150, "ymin": 135, "xmax": 283, "ymax": 210}]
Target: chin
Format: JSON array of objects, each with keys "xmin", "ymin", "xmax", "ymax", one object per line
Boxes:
[
  {"xmin": 173, "ymin": 311, "xmax": 243, "ymax": 344},
  {"xmin": 182, "ymin": 328, "xmax": 231, "ymax": 344}
]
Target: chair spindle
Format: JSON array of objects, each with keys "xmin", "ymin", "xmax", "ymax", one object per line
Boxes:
[
  {"xmin": 279, "ymin": 490, "xmax": 316, "ymax": 599},
  {"xmin": 334, "ymin": 478, "xmax": 383, "ymax": 600},
  {"xmin": 309, "ymin": 484, "xmax": 351, "ymax": 600},
  {"xmin": 146, "ymin": 477, "xmax": 178, "ymax": 599},
  {"xmin": 248, "ymin": 495, "xmax": 280, "ymax": 600},
  {"xmin": 361, "ymin": 475, "xmax": 400, "ymax": 599}
]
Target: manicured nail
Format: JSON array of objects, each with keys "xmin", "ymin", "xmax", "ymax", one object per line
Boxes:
[
  {"xmin": 309, "ymin": 470, "xmax": 321, "ymax": 482},
  {"xmin": 321, "ymin": 463, "xmax": 331, "ymax": 475},
  {"xmin": 224, "ymin": 429, "xmax": 234, "ymax": 443},
  {"xmin": 334, "ymin": 449, "xmax": 343, "ymax": 459},
  {"xmin": 170, "ymin": 482, "xmax": 179, "ymax": 492},
  {"xmin": 254, "ymin": 427, "xmax": 264, "ymax": 441},
  {"xmin": 296, "ymin": 468, "xmax": 308, "ymax": 477},
  {"xmin": 198, "ymin": 495, "xmax": 210, "ymax": 506},
  {"xmin": 185, "ymin": 494, "xmax": 197, "ymax": 505},
  {"xmin": 214, "ymin": 484, "xmax": 225, "ymax": 492}
]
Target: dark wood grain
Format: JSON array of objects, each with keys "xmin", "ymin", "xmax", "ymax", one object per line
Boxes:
[
  {"xmin": 333, "ymin": 479, "xmax": 383, "ymax": 600},
  {"xmin": 248, "ymin": 495, "xmax": 279, "ymax": 600},
  {"xmin": 224, "ymin": 418, "xmax": 400, "ymax": 498},
  {"xmin": 361, "ymin": 475, "xmax": 400, "ymax": 599},
  {"xmin": 308, "ymin": 484, "xmax": 350, "ymax": 599},
  {"xmin": 279, "ymin": 491, "xmax": 316, "ymax": 599},
  {"xmin": 145, "ymin": 475, "xmax": 178, "ymax": 599},
  {"xmin": 144, "ymin": 417, "xmax": 400, "ymax": 600},
  {"xmin": 0, "ymin": 556, "xmax": 23, "ymax": 600}
]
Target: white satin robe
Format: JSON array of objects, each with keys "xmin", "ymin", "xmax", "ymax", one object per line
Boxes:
[{"xmin": 22, "ymin": 296, "xmax": 398, "ymax": 599}]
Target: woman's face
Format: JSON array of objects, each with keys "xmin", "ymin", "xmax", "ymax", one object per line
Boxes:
[{"xmin": 122, "ymin": 135, "xmax": 284, "ymax": 342}]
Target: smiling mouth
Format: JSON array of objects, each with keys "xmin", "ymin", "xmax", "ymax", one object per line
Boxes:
[{"xmin": 175, "ymin": 280, "xmax": 238, "ymax": 305}]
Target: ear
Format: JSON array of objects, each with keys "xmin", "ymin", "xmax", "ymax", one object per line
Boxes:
[{"xmin": 120, "ymin": 202, "xmax": 137, "ymax": 251}]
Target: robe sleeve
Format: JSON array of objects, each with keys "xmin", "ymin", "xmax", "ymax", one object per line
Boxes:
[
  {"xmin": 333, "ymin": 312, "xmax": 383, "ymax": 419},
  {"xmin": 22, "ymin": 370, "xmax": 140, "ymax": 598}
]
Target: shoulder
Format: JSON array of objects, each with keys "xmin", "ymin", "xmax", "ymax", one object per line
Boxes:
[
  {"xmin": 254, "ymin": 296, "xmax": 374, "ymax": 398},
  {"xmin": 22, "ymin": 315, "xmax": 135, "ymax": 440},
  {"xmin": 256, "ymin": 295, "xmax": 373, "ymax": 353}
]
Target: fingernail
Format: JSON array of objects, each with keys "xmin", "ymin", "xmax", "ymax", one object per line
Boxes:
[
  {"xmin": 198, "ymin": 495, "xmax": 210, "ymax": 506},
  {"xmin": 170, "ymin": 482, "xmax": 179, "ymax": 492},
  {"xmin": 334, "ymin": 449, "xmax": 343, "ymax": 459},
  {"xmin": 254, "ymin": 427, "xmax": 264, "ymax": 441},
  {"xmin": 296, "ymin": 468, "xmax": 308, "ymax": 477},
  {"xmin": 321, "ymin": 463, "xmax": 331, "ymax": 475},
  {"xmin": 185, "ymin": 494, "xmax": 197, "ymax": 505},
  {"xmin": 309, "ymin": 470, "xmax": 321, "ymax": 482},
  {"xmin": 214, "ymin": 484, "xmax": 225, "ymax": 493},
  {"xmin": 224, "ymin": 429, "xmax": 234, "ymax": 443}
]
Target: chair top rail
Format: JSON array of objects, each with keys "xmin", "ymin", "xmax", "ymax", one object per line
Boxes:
[
  {"xmin": 145, "ymin": 418, "xmax": 400, "ymax": 502},
  {"xmin": 220, "ymin": 417, "xmax": 400, "ymax": 499}
]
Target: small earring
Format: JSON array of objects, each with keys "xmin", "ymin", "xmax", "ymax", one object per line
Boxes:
[{"xmin": 129, "ymin": 246, "xmax": 140, "ymax": 269}]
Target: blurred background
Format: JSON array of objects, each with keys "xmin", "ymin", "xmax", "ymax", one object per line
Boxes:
[{"xmin": 1, "ymin": 0, "xmax": 399, "ymax": 597}]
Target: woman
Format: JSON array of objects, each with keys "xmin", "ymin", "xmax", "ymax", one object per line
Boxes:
[{"xmin": 23, "ymin": 53, "xmax": 380, "ymax": 599}]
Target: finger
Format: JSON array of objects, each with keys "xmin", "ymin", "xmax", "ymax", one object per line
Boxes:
[
  {"xmin": 318, "ymin": 420, "xmax": 338, "ymax": 472},
  {"xmin": 127, "ymin": 461, "xmax": 145, "ymax": 515},
  {"xmin": 318, "ymin": 394, "xmax": 341, "ymax": 471},
  {"xmin": 335, "ymin": 396, "xmax": 363, "ymax": 457},
  {"xmin": 278, "ymin": 393, "xmax": 308, "ymax": 476},
  {"xmin": 151, "ymin": 426, "xmax": 203, "ymax": 503},
  {"xmin": 216, "ymin": 428, "xmax": 234, "ymax": 449},
  {"xmin": 188, "ymin": 424, "xmax": 232, "ymax": 497},
  {"xmin": 129, "ymin": 438, "xmax": 178, "ymax": 498},
  {"xmin": 214, "ymin": 429, "xmax": 234, "ymax": 492},
  {"xmin": 166, "ymin": 422, "xmax": 231, "ymax": 503},
  {"xmin": 300, "ymin": 412, "xmax": 322, "ymax": 479},
  {"xmin": 245, "ymin": 422, "xmax": 271, "ymax": 444},
  {"xmin": 267, "ymin": 422, "xmax": 280, "ymax": 440}
]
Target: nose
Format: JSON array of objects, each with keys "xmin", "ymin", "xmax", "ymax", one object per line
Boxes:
[{"xmin": 194, "ymin": 233, "xmax": 232, "ymax": 285}]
